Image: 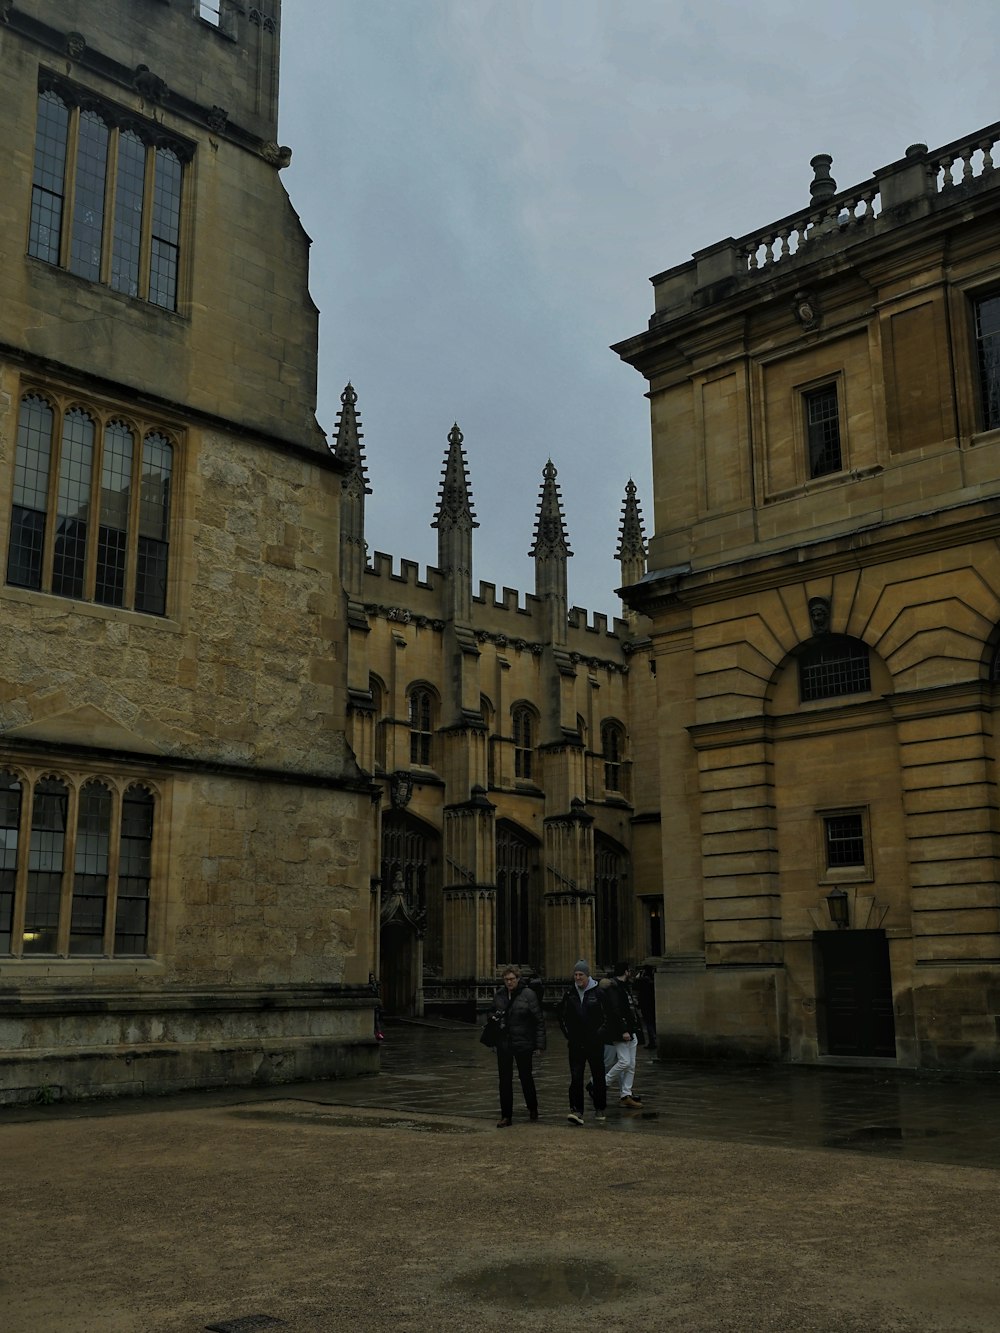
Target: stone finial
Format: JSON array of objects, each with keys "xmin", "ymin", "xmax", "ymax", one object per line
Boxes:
[
  {"xmin": 432, "ymin": 423, "xmax": 478, "ymax": 533},
  {"xmin": 529, "ymin": 460, "xmax": 573, "ymax": 559},
  {"xmin": 616, "ymin": 478, "xmax": 647, "ymax": 563},
  {"xmin": 809, "ymin": 154, "xmax": 837, "ymax": 203},
  {"xmin": 332, "ymin": 382, "xmax": 370, "ymax": 496}
]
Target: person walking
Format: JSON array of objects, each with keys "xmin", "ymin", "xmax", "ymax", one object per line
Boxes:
[
  {"xmin": 556, "ymin": 960, "xmax": 608, "ymax": 1126},
  {"xmin": 601, "ymin": 962, "xmax": 643, "ymax": 1108},
  {"xmin": 493, "ymin": 967, "xmax": 545, "ymax": 1128},
  {"xmin": 636, "ymin": 964, "xmax": 657, "ymax": 1050}
]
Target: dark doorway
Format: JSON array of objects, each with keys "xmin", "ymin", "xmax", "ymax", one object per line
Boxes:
[
  {"xmin": 815, "ymin": 928, "xmax": 896, "ymax": 1058},
  {"xmin": 495, "ymin": 821, "xmax": 540, "ymax": 967}
]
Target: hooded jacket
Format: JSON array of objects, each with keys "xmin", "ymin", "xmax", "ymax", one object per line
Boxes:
[{"xmin": 556, "ymin": 976, "xmax": 608, "ymax": 1046}]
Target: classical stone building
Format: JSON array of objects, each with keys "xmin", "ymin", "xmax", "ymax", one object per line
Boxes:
[
  {"xmin": 615, "ymin": 124, "xmax": 1000, "ymax": 1069},
  {"xmin": 333, "ymin": 386, "xmax": 662, "ymax": 1017},
  {"xmin": 0, "ymin": 0, "xmax": 377, "ymax": 1101}
]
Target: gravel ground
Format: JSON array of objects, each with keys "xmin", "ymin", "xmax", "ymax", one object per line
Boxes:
[{"xmin": 3, "ymin": 1096, "xmax": 1000, "ymax": 1332}]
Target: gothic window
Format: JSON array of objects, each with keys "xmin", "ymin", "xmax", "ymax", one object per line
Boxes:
[
  {"xmin": 975, "ymin": 294, "xmax": 1000, "ymax": 432},
  {"xmin": 28, "ymin": 82, "xmax": 189, "ymax": 310},
  {"xmin": 798, "ymin": 635, "xmax": 871, "ymax": 703},
  {"xmin": 594, "ymin": 834, "xmax": 628, "ymax": 973},
  {"xmin": 601, "ymin": 719, "xmax": 627, "ymax": 794},
  {"xmin": 407, "ymin": 685, "xmax": 435, "ymax": 766},
  {"xmin": 804, "ymin": 382, "xmax": 843, "ymax": 478},
  {"xmin": 512, "ymin": 704, "xmax": 536, "ymax": 781},
  {"xmin": 0, "ymin": 772, "xmax": 154, "ymax": 959},
  {"xmin": 7, "ymin": 392, "xmax": 174, "ymax": 616},
  {"xmin": 496, "ymin": 822, "xmax": 538, "ymax": 966}
]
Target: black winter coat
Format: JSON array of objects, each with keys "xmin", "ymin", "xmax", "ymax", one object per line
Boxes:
[
  {"xmin": 601, "ymin": 976, "xmax": 642, "ymax": 1042},
  {"xmin": 557, "ymin": 981, "xmax": 608, "ymax": 1047},
  {"xmin": 493, "ymin": 981, "xmax": 546, "ymax": 1054}
]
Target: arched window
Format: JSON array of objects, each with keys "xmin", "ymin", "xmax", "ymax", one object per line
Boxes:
[
  {"xmin": 23, "ymin": 777, "xmax": 68, "ymax": 956},
  {"xmin": 496, "ymin": 822, "xmax": 539, "ymax": 966},
  {"xmin": 116, "ymin": 785, "xmax": 154, "ymax": 955},
  {"xmin": 0, "ymin": 771, "xmax": 23, "ymax": 955},
  {"xmin": 601, "ymin": 720, "xmax": 627, "ymax": 793},
  {"xmin": 798, "ymin": 635, "xmax": 871, "ymax": 702},
  {"xmin": 408, "ymin": 685, "xmax": 435, "ymax": 766},
  {"xmin": 512, "ymin": 704, "xmax": 536, "ymax": 781},
  {"xmin": 594, "ymin": 833, "xmax": 629, "ymax": 972},
  {"xmin": 70, "ymin": 780, "xmax": 112, "ymax": 955},
  {"xmin": 7, "ymin": 394, "xmax": 174, "ymax": 615}
]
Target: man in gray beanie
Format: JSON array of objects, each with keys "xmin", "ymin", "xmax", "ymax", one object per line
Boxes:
[{"xmin": 556, "ymin": 959, "xmax": 609, "ymax": 1125}]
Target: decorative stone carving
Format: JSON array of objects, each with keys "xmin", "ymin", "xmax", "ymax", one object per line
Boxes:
[
  {"xmin": 250, "ymin": 7, "xmax": 277, "ymax": 32},
  {"xmin": 132, "ymin": 65, "xmax": 169, "ymax": 106},
  {"xmin": 809, "ymin": 153, "xmax": 837, "ymax": 203},
  {"xmin": 261, "ymin": 141, "xmax": 292, "ymax": 169},
  {"xmin": 792, "ymin": 288, "xmax": 821, "ymax": 332},
  {"xmin": 206, "ymin": 105, "xmax": 229, "ymax": 134},
  {"xmin": 390, "ymin": 771, "xmax": 414, "ymax": 809},
  {"xmin": 66, "ymin": 31, "xmax": 86, "ymax": 58},
  {"xmin": 808, "ymin": 596, "xmax": 831, "ymax": 637}
]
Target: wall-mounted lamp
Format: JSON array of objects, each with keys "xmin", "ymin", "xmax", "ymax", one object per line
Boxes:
[{"xmin": 826, "ymin": 887, "xmax": 849, "ymax": 929}]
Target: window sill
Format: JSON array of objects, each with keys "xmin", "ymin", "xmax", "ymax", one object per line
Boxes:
[
  {"xmin": 765, "ymin": 463, "xmax": 884, "ymax": 505},
  {"xmin": 1, "ymin": 584, "xmax": 179, "ymax": 630}
]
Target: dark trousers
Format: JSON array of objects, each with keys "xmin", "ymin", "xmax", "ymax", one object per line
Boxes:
[
  {"xmin": 497, "ymin": 1046, "xmax": 538, "ymax": 1120},
  {"xmin": 568, "ymin": 1040, "xmax": 606, "ymax": 1112}
]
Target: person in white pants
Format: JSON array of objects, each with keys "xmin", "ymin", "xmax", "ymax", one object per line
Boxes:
[{"xmin": 600, "ymin": 962, "xmax": 643, "ymax": 1109}]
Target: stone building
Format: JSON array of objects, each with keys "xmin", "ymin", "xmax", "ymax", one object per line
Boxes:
[
  {"xmin": 615, "ymin": 124, "xmax": 1000, "ymax": 1069},
  {"xmin": 0, "ymin": 0, "xmax": 377, "ymax": 1101},
  {"xmin": 333, "ymin": 386, "xmax": 662, "ymax": 1018}
]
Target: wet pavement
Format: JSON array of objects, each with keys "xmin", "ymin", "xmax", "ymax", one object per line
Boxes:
[
  {"xmin": 319, "ymin": 1018, "xmax": 1000, "ymax": 1170},
  {"xmin": 4, "ymin": 1017, "xmax": 1000, "ymax": 1172}
]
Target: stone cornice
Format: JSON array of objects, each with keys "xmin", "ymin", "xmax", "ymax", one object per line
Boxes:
[{"xmin": 625, "ymin": 496, "xmax": 1000, "ymax": 616}]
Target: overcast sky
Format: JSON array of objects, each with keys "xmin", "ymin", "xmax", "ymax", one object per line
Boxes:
[{"xmin": 278, "ymin": 0, "xmax": 999, "ymax": 617}]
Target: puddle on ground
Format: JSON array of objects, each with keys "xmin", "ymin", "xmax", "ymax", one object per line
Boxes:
[
  {"xmin": 227, "ymin": 1109, "xmax": 478, "ymax": 1134},
  {"xmin": 823, "ymin": 1124, "xmax": 948, "ymax": 1151},
  {"xmin": 449, "ymin": 1259, "xmax": 628, "ymax": 1308}
]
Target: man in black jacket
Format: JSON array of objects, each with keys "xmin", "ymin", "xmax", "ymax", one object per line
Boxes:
[{"xmin": 556, "ymin": 960, "xmax": 608, "ymax": 1125}]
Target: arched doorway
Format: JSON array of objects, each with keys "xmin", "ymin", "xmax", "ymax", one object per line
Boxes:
[{"xmin": 380, "ymin": 810, "xmax": 440, "ymax": 1014}]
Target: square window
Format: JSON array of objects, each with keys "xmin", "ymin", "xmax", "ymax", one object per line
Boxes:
[{"xmin": 817, "ymin": 806, "xmax": 872, "ymax": 884}]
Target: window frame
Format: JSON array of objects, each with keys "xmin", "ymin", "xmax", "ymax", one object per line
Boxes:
[
  {"xmin": 28, "ymin": 75, "xmax": 192, "ymax": 312},
  {"xmin": 973, "ymin": 291, "xmax": 1000, "ymax": 434},
  {"xmin": 407, "ymin": 685, "xmax": 436, "ymax": 768},
  {"xmin": 6, "ymin": 388, "xmax": 177, "ymax": 617},
  {"xmin": 798, "ymin": 635, "xmax": 871, "ymax": 704},
  {"xmin": 802, "ymin": 379, "xmax": 845, "ymax": 480},
  {"xmin": 0, "ymin": 766, "xmax": 157, "ymax": 959},
  {"xmin": 600, "ymin": 719, "xmax": 629, "ymax": 796},
  {"xmin": 511, "ymin": 703, "xmax": 537, "ymax": 782},
  {"xmin": 817, "ymin": 805, "xmax": 873, "ymax": 885}
]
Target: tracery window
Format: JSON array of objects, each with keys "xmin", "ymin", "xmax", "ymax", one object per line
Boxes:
[
  {"xmin": 407, "ymin": 685, "xmax": 435, "ymax": 767},
  {"xmin": 29, "ymin": 80, "xmax": 189, "ymax": 310},
  {"xmin": 7, "ymin": 391, "xmax": 174, "ymax": 616},
  {"xmin": 496, "ymin": 822, "xmax": 538, "ymax": 966},
  {"xmin": 512, "ymin": 704, "xmax": 536, "ymax": 781},
  {"xmin": 0, "ymin": 769, "xmax": 155, "ymax": 958},
  {"xmin": 594, "ymin": 834, "xmax": 628, "ymax": 973}
]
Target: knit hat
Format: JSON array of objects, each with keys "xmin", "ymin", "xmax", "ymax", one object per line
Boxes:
[{"xmin": 573, "ymin": 959, "xmax": 590, "ymax": 976}]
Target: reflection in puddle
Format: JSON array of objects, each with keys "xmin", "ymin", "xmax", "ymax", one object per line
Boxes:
[{"xmin": 450, "ymin": 1259, "xmax": 628, "ymax": 1307}]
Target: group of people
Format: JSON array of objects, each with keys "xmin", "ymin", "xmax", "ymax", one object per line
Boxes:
[{"xmin": 488, "ymin": 959, "xmax": 657, "ymax": 1128}]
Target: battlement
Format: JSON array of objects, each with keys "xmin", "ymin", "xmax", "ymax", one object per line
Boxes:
[
  {"xmin": 638, "ymin": 120, "xmax": 1000, "ymax": 326},
  {"xmin": 568, "ymin": 606, "xmax": 630, "ymax": 639}
]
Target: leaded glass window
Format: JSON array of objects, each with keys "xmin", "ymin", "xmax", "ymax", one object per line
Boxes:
[
  {"xmin": 6, "ymin": 392, "xmax": 174, "ymax": 615},
  {"xmin": 805, "ymin": 383, "xmax": 843, "ymax": 478},
  {"xmin": 27, "ymin": 81, "xmax": 188, "ymax": 310}
]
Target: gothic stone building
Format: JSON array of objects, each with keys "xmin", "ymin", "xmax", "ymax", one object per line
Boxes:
[
  {"xmin": 0, "ymin": 0, "xmax": 377, "ymax": 1102},
  {"xmin": 615, "ymin": 124, "xmax": 1000, "ymax": 1070},
  {"xmin": 333, "ymin": 389, "xmax": 663, "ymax": 1018}
]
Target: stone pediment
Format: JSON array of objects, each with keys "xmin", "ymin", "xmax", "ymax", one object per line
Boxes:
[{"xmin": 4, "ymin": 703, "xmax": 165, "ymax": 754}]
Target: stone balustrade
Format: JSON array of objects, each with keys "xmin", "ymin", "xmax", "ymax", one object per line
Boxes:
[{"xmin": 929, "ymin": 125, "xmax": 998, "ymax": 193}]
